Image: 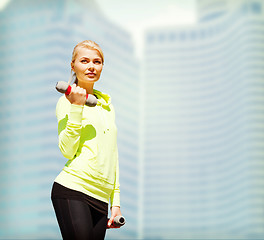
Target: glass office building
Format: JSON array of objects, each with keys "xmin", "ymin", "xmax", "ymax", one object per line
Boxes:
[
  {"xmin": 0, "ymin": 0, "xmax": 139, "ymax": 239},
  {"xmin": 142, "ymin": 0, "xmax": 264, "ymax": 239}
]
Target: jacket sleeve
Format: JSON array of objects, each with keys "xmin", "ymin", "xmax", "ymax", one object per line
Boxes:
[
  {"xmin": 56, "ymin": 97, "xmax": 84, "ymax": 160},
  {"xmin": 110, "ymin": 156, "xmax": 120, "ymax": 207},
  {"xmin": 109, "ymin": 104, "xmax": 120, "ymax": 207}
]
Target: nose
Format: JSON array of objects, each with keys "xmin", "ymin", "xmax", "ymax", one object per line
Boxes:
[{"xmin": 87, "ymin": 62, "xmax": 94, "ymax": 71}]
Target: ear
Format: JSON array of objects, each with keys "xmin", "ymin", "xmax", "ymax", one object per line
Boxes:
[{"xmin": 71, "ymin": 62, "xmax": 75, "ymax": 72}]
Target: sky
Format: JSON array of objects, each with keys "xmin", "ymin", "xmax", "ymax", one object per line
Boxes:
[
  {"xmin": 0, "ymin": 0, "xmax": 197, "ymax": 58},
  {"xmin": 0, "ymin": 0, "xmax": 9, "ymax": 10}
]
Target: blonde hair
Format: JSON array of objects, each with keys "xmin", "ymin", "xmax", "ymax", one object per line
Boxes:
[
  {"xmin": 71, "ymin": 40, "xmax": 104, "ymax": 64},
  {"xmin": 69, "ymin": 40, "xmax": 104, "ymax": 84}
]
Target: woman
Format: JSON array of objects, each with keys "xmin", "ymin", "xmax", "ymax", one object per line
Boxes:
[{"xmin": 51, "ymin": 40, "xmax": 122, "ymax": 240}]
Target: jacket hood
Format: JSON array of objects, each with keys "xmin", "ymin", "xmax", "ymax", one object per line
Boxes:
[{"xmin": 93, "ymin": 89, "xmax": 111, "ymax": 107}]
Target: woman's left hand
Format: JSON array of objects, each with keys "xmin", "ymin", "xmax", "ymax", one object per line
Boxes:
[{"xmin": 107, "ymin": 206, "xmax": 122, "ymax": 228}]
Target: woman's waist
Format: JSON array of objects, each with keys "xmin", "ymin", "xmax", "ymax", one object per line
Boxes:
[
  {"xmin": 54, "ymin": 169, "xmax": 114, "ymax": 202},
  {"xmin": 62, "ymin": 161, "xmax": 116, "ymax": 186}
]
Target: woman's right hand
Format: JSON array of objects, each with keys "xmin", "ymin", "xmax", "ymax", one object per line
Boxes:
[{"xmin": 65, "ymin": 84, "xmax": 87, "ymax": 106}]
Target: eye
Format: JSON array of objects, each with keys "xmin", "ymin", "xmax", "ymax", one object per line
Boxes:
[
  {"xmin": 94, "ymin": 60, "xmax": 102, "ymax": 64},
  {"xmin": 81, "ymin": 59, "xmax": 88, "ymax": 63}
]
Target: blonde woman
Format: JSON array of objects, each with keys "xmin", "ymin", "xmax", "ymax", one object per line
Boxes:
[{"xmin": 51, "ymin": 40, "xmax": 122, "ymax": 240}]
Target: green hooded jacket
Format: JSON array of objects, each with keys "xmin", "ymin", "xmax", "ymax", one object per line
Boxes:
[{"xmin": 54, "ymin": 90, "xmax": 120, "ymax": 207}]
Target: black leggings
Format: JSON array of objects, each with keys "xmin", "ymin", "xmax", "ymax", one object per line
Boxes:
[{"xmin": 52, "ymin": 198, "xmax": 108, "ymax": 240}]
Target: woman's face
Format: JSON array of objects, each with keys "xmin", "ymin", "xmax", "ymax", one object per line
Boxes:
[{"xmin": 71, "ymin": 47, "xmax": 103, "ymax": 83}]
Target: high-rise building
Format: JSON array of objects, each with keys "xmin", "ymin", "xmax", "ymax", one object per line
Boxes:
[
  {"xmin": 0, "ymin": 0, "xmax": 139, "ymax": 239},
  {"xmin": 142, "ymin": 0, "xmax": 264, "ymax": 239}
]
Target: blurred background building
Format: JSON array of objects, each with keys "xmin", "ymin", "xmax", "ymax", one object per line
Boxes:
[
  {"xmin": 0, "ymin": 0, "xmax": 139, "ymax": 239},
  {"xmin": 0, "ymin": 0, "xmax": 263, "ymax": 240},
  {"xmin": 142, "ymin": 0, "xmax": 264, "ymax": 239}
]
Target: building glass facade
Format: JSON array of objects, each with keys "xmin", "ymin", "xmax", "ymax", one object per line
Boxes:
[{"xmin": 142, "ymin": 0, "xmax": 264, "ymax": 239}]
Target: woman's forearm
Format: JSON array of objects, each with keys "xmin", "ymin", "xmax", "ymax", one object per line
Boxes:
[{"xmin": 58, "ymin": 104, "xmax": 84, "ymax": 159}]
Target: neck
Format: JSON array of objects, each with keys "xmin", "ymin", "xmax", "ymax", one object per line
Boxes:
[{"xmin": 77, "ymin": 79, "xmax": 95, "ymax": 95}]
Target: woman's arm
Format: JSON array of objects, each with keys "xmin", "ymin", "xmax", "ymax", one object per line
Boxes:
[
  {"xmin": 57, "ymin": 101, "xmax": 84, "ymax": 159},
  {"xmin": 56, "ymin": 85, "xmax": 87, "ymax": 159},
  {"xmin": 108, "ymin": 158, "xmax": 121, "ymax": 227},
  {"xmin": 110, "ymin": 156, "xmax": 120, "ymax": 206}
]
